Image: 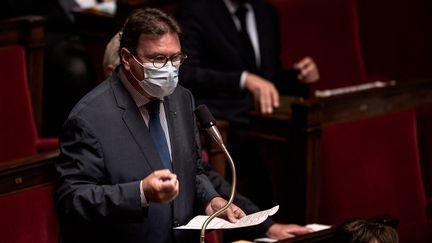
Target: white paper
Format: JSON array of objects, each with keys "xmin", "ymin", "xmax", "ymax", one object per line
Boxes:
[
  {"xmin": 75, "ymin": 0, "xmax": 97, "ymax": 8},
  {"xmin": 174, "ymin": 205, "xmax": 279, "ymax": 230},
  {"xmin": 254, "ymin": 223, "xmax": 331, "ymax": 242},
  {"xmin": 305, "ymin": 223, "xmax": 332, "ymax": 232},
  {"xmin": 254, "ymin": 238, "xmax": 277, "ymax": 242},
  {"xmin": 314, "ymin": 80, "xmax": 396, "ymax": 98}
]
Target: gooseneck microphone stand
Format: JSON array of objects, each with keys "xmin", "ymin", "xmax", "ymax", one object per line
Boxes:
[{"xmin": 194, "ymin": 105, "xmax": 237, "ymax": 243}]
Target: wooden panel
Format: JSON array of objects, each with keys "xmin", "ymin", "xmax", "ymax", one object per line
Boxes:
[
  {"xmin": 292, "ymin": 79, "xmax": 432, "ymax": 126},
  {"xmin": 0, "ymin": 150, "xmax": 58, "ymax": 195},
  {"xmin": 277, "ymin": 228, "xmax": 334, "ymax": 243}
]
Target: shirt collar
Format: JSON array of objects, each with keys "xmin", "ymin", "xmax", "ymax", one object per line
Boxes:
[{"xmin": 223, "ymin": 0, "xmax": 252, "ymax": 15}]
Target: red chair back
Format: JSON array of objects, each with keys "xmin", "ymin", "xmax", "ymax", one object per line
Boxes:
[
  {"xmin": 0, "ymin": 46, "xmax": 38, "ymax": 162},
  {"xmin": 318, "ymin": 111, "xmax": 431, "ymax": 240}
]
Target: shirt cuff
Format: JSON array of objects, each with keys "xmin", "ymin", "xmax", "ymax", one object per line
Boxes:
[
  {"xmin": 240, "ymin": 71, "xmax": 248, "ymax": 89},
  {"xmin": 140, "ymin": 180, "xmax": 149, "ymax": 207}
]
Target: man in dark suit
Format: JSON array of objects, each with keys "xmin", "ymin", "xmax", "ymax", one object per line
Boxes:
[
  {"xmin": 177, "ymin": 0, "xmax": 319, "ymax": 120},
  {"xmin": 101, "ymin": 32, "xmax": 314, "ymax": 241},
  {"xmin": 54, "ymin": 8, "xmax": 245, "ymax": 243},
  {"xmin": 176, "ymin": 0, "xmax": 320, "ymax": 234}
]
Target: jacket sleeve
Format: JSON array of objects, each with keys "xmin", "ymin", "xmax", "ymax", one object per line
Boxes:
[{"xmin": 54, "ymin": 116, "xmax": 145, "ymax": 222}]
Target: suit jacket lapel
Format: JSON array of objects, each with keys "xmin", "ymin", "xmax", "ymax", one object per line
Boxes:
[
  {"xmin": 163, "ymin": 95, "xmax": 180, "ymax": 173},
  {"xmin": 212, "ymin": 0, "xmax": 260, "ymax": 70},
  {"xmin": 110, "ymin": 76, "xmax": 165, "ymax": 171},
  {"xmin": 211, "ymin": 0, "xmax": 244, "ymax": 53}
]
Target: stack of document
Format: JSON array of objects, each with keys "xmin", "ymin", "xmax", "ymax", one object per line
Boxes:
[{"xmin": 174, "ymin": 205, "xmax": 279, "ymax": 230}]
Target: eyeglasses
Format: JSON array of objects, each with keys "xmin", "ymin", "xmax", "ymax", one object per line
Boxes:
[{"xmin": 146, "ymin": 53, "xmax": 188, "ymax": 69}]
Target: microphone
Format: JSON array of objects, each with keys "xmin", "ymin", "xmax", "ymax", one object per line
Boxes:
[
  {"xmin": 194, "ymin": 104, "xmax": 237, "ymax": 243},
  {"xmin": 194, "ymin": 104, "xmax": 224, "ymax": 147}
]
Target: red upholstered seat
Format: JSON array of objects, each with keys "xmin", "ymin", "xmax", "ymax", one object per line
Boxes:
[
  {"xmin": 269, "ymin": 0, "xmax": 366, "ymax": 92},
  {"xmin": 0, "ymin": 185, "xmax": 58, "ymax": 243},
  {"xmin": 319, "ymin": 111, "xmax": 432, "ymax": 241},
  {"xmin": 0, "ymin": 46, "xmax": 58, "ymax": 163}
]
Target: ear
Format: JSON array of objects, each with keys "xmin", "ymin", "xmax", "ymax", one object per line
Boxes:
[
  {"xmin": 104, "ymin": 64, "xmax": 115, "ymax": 77},
  {"xmin": 120, "ymin": 47, "xmax": 132, "ymax": 71}
]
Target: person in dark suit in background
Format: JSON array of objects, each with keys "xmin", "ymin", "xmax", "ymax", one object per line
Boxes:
[
  {"xmin": 54, "ymin": 8, "xmax": 245, "ymax": 243},
  {"xmin": 103, "ymin": 31, "xmax": 314, "ymax": 241},
  {"xmin": 176, "ymin": 0, "xmax": 320, "ymax": 218}
]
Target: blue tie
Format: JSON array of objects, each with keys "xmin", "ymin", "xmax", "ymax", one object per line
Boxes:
[{"xmin": 146, "ymin": 100, "xmax": 172, "ymax": 170}]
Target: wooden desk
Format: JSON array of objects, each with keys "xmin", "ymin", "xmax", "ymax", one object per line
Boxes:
[
  {"xmin": 276, "ymin": 228, "xmax": 335, "ymax": 243},
  {"xmin": 249, "ymin": 79, "xmax": 432, "ymax": 224},
  {"xmin": 0, "ymin": 150, "xmax": 58, "ymax": 195}
]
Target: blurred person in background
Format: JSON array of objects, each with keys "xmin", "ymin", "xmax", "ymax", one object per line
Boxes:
[
  {"xmin": 176, "ymin": 0, "xmax": 319, "ymax": 215},
  {"xmin": 2, "ymin": 0, "xmax": 97, "ymax": 137}
]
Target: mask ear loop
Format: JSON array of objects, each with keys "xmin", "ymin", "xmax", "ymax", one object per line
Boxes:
[
  {"xmin": 130, "ymin": 54, "xmax": 146, "ymax": 82},
  {"xmin": 132, "ymin": 54, "xmax": 145, "ymax": 67}
]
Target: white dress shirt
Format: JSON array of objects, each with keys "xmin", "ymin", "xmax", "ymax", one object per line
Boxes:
[{"xmin": 223, "ymin": 0, "xmax": 262, "ymax": 89}]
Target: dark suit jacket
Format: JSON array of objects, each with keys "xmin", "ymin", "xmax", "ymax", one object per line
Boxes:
[
  {"xmin": 177, "ymin": 0, "xmax": 306, "ymax": 124},
  {"xmin": 54, "ymin": 72, "xmax": 219, "ymax": 243}
]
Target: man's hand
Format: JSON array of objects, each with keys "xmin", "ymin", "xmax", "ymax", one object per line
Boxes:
[
  {"xmin": 141, "ymin": 169, "xmax": 179, "ymax": 203},
  {"xmin": 266, "ymin": 223, "xmax": 313, "ymax": 240},
  {"xmin": 244, "ymin": 73, "xmax": 280, "ymax": 114},
  {"xmin": 293, "ymin": 57, "xmax": 320, "ymax": 83},
  {"xmin": 205, "ymin": 197, "xmax": 246, "ymax": 223}
]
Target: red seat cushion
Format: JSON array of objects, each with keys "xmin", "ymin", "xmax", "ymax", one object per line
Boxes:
[{"xmin": 0, "ymin": 185, "xmax": 58, "ymax": 243}]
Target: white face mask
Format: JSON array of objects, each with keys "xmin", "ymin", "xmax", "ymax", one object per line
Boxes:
[{"xmin": 130, "ymin": 55, "xmax": 179, "ymax": 98}]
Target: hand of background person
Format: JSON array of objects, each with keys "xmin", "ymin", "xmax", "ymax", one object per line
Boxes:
[
  {"xmin": 141, "ymin": 169, "xmax": 179, "ymax": 203},
  {"xmin": 205, "ymin": 197, "xmax": 246, "ymax": 223},
  {"xmin": 266, "ymin": 223, "xmax": 313, "ymax": 240},
  {"xmin": 244, "ymin": 72, "xmax": 280, "ymax": 115},
  {"xmin": 293, "ymin": 57, "xmax": 320, "ymax": 83}
]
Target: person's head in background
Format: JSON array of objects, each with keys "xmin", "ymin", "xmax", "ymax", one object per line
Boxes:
[
  {"xmin": 103, "ymin": 32, "xmax": 120, "ymax": 77},
  {"xmin": 333, "ymin": 219, "xmax": 399, "ymax": 243}
]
